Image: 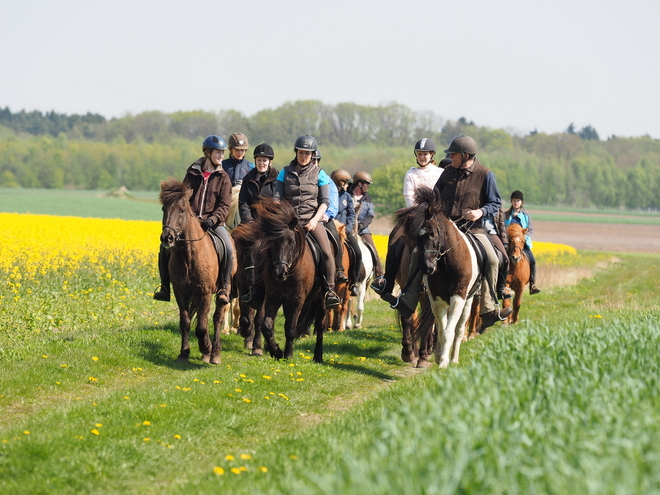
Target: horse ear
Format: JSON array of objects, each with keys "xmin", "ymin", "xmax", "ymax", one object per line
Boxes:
[
  {"xmin": 288, "ymin": 216, "xmax": 298, "ymax": 230},
  {"xmin": 523, "ymin": 228, "xmax": 528, "ymax": 235}
]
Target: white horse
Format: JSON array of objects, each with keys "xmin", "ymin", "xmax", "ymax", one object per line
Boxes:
[{"xmin": 345, "ymin": 234, "xmax": 374, "ymax": 329}]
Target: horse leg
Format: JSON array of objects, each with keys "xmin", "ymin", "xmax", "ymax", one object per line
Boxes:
[
  {"xmin": 400, "ymin": 313, "xmax": 417, "ymax": 364},
  {"xmin": 209, "ymin": 295, "xmax": 225, "ymax": 365},
  {"xmin": 355, "ymin": 283, "xmax": 366, "ymax": 329},
  {"xmin": 449, "ymin": 300, "xmax": 472, "ymax": 365},
  {"xmin": 429, "ymin": 298, "xmax": 453, "ymax": 368},
  {"xmin": 195, "ymin": 297, "xmax": 213, "ymax": 363},
  {"xmin": 512, "ymin": 290, "xmax": 523, "ymax": 324},
  {"xmin": 238, "ymin": 301, "xmax": 254, "ymax": 349},
  {"xmin": 177, "ymin": 304, "xmax": 192, "ymax": 362},
  {"xmin": 251, "ymin": 307, "xmax": 264, "ymax": 356},
  {"xmin": 313, "ymin": 304, "xmax": 327, "ymax": 363},
  {"xmin": 261, "ymin": 301, "xmax": 283, "ymax": 359},
  {"xmin": 283, "ymin": 305, "xmax": 302, "ymax": 360},
  {"xmin": 416, "ymin": 298, "xmax": 435, "ymax": 368}
]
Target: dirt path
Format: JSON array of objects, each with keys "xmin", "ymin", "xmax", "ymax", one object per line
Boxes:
[{"xmin": 370, "ymin": 215, "xmax": 659, "ymax": 254}]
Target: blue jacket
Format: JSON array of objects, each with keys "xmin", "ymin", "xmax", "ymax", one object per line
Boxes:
[
  {"xmin": 327, "ymin": 180, "xmax": 339, "ymax": 219},
  {"xmin": 222, "ymin": 157, "xmax": 255, "ymax": 186},
  {"xmin": 505, "ymin": 208, "xmax": 534, "ymax": 249},
  {"xmin": 354, "ymin": 191, "xmax": 375, "ymax": 235},
  {"xmin": 335, "ymin": 189, "xmax": 356, "ymax": 232}
]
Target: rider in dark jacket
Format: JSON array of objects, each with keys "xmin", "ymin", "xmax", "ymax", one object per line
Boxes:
[
  {"xmin": 154, "ymin": 135, "xmax": 235, "ymax": 305},
  {"xmin": 238, "ymin": 144, "xmax": 278, "ymax": 224}
]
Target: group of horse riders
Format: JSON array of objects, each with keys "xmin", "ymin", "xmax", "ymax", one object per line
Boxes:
[
  {"xmin": 153, "ymin": 131, "xmax": 540, "ymax": 331},
  {"xmin": 153, "ymin": 132, "xmax": 384, "ymax": 311}
]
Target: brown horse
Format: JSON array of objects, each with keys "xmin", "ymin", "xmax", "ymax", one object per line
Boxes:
[
  {"xmin": 404, "ymin": 186, "xmax": 480, "ymax": 368},
  {"xmin": 159, "ymin": 178, "xmax": 236, "ymax": 364},
  {"xmin": 328, "ymin": 221, "xmax": 351, "ymax": 332},
  {"xmin": 252, "ymin": 198, "xmax": 328, "ymax": 362},
  {"xmin": 504, "ymin": 223, "xmax": 530, "ymax": 324}
]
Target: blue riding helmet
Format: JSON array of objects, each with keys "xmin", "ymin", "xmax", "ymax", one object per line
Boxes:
[{"xmin": 202, "ymin": 135, "xmax": 227, "ymax": 152}]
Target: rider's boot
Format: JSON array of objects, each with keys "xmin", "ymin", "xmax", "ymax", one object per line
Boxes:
[
  {"xmin": 153, "ymin": 247, "xmax": 171, "ymax": 302},
  {"xmin": 217, "ymin": 253, "xmax": 233, "ymax": 306},
  {"xmin": 336, "ymin": 269, "xmax": 349, "ymax": 285},
  {"xmin": 529, "ymin": 262, "xmax": 541, "ymax": 294},
  {"xmin": 240, "ymin": 267, "xmax": 255, "ymax": 304}
]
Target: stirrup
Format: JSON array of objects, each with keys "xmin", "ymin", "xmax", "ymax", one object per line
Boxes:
[
  {"xmin": 370, "ymin": 276, "xmax": 387, "ymax": 294},
  {"xmin": 336, "ymin": 271, "xmax": 349, "ymax": 284},
  {"xmin": 240, "ymin": 287, "xmax": 253, "ymax": 303},
  {"xmin": 530, "ymin": 285, "xmax": 541, "ymax": 295},
  {"xmin": 217, "ymin": 289, "xmax": 230, "ymax": 305},
  {"xmin": 349, "ymin": 284, "xmax": 359, "ymax": 297},
  {"xmin": 153, "ymin": 285, "xmax": 170, "ymax": 302},
  {"xmin": 325, "ymin": 290, "xmax": 341, "ymax": 309}
]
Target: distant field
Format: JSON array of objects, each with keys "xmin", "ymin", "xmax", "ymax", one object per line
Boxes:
[{"xmin": 0, "ymin": 188, "xmax": 160, "ymax": 221}]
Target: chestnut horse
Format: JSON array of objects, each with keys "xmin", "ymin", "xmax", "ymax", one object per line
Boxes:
[
  {"xmin": 159, "ymin": 178, "xmax": 236, "ymax": 364},
  {"xmin": 504, "ymin": 223, "xmax": 530, "ymax": 324},
  {"xmin": 252, "ymin": 198, "xmax": 328, "ymax": 363},
  {"xmin": 405, "ymin": 186, "xmax": 480, "ymax": 368}
]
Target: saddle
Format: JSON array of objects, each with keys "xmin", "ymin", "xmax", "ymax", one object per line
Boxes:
[
  {"xmin": 207, "ymin": 230, "xmax": 227, "ymax": 284},
  {"xmin": 305, "ymin": 233, "xmax": 324, "ymax": 276},
  {"xmin": 463, "ymin": 231, "xmax": 488, "ymax": 300}
]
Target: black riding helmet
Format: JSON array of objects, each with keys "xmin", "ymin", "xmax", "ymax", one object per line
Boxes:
[
  {"xmin": 511, "ymin": 190, "xmax": 524, "ymax": 201},
  {"xmin": 253, "ymin": 143, "xmax": 274, "ymax": 160},
  {"xmin": 444, "ymin": 135, "xmax": 477, "ymax": 155},
  {"xmin": 293, "ymin": 134, "xmax": 318, "ymax": 152}
]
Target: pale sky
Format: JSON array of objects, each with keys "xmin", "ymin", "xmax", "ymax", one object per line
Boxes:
[{"xmin": 1, "ymin": 0, "xmax": 659, "ymax": 139}]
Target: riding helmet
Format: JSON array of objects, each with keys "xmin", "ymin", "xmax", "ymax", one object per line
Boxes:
[
  {"xmin": 253, "ymin": 143, "xmax": 274, "ymax": 159},
  {"xmin": 444, "ymin": 135, "xmax": 478, "ymax": 155},
  {"xmin": 439, "ymin": 153, "xmax": 453, "ymax": 169},
  {"xmin": 228, "ymin": 132, "xmax": 249, "ymax": 150},
  {"xmin": 414, "ymin": 138, "xmax": 437, "ymax": 155},
  {"xmin": 353, "ymin": 171, "xmax": 373, "ymax": 184},
  {"xmin": 202, "ymin": 135, "xmax": 227, "ymax": 152},
  {"xmin": 331, "ymin": 169, "xmax": 352, "ymax": 187},
  {"xmin": 293, "ymin": 134, "xmax": 318, "ymax": 152},
  {"xmin": 313, "ymin": 149, "xmax": 322, "ymax": 162},
  {"xmin": 511, "ymin": 190, "xmax": 524, "ymax": 201}
]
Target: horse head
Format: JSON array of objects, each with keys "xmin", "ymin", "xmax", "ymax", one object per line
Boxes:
[
  {"xmin": 159, "ymin": 178, "xmax": 195, "ymax": 248},
  {"xmin": 398, "ymin": 186, "xmax": 447, "ymax": 276},
  {"xmin": 507, "ymin": 224, "xmax": 527, "ymax": 264},
  {"xmin": 254, "ymin": 198, "xmax": 305, "ymax": 282}
]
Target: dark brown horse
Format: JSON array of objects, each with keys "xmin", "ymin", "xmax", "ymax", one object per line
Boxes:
[
  {"xmin": 504, "ymin": 223, "xmax": 530, "ymax": 324},
  {"xmin": 252, "ymin": 198, "xmax": 327, "ymax": 362},
  {"xmin": 404, "ymin": 186, "xmax": 480, "ymax": 368},
  {"xmin": 231, "ymin": 221, "xmax": 264, "ymax": 355},
  {"xmin": 159, "ymin": 178, "xmax": 236, "ymax": 364}
]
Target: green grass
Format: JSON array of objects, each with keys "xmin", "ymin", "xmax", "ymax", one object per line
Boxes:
[
  {"xmin": 0, "ymin": 187, "xmax": 160, "ymax": 221},
  {"xmin": 527, "ymin": 205, "xmax": 660, "ymax": 226}
]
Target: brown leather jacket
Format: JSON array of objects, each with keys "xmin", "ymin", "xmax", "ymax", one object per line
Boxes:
[
  {"xmin": 437, "ymin": 160, "xmax": 492, "ymax": 231},
  {"xmin": 183, "ymin": 157, "xmax": 232, "ymax": 227}
]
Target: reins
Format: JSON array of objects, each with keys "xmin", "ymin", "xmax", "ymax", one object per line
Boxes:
[{"xmin": 422, "ymin": 215, "xmax": 473, "ymax": 260}]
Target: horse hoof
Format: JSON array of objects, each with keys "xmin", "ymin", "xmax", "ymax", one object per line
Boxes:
[
  {"xmin": 221, "ymin": 329, "xmax": 230, "ymax": 335},
  {"xmin": 416, "ymin": 358, "xmax": 432, "ymax": 369},
  {"xmin": 252, "ymin": 349, "xmax": 263, "ymax": 356},
  {"xmin": 202, "ymin": 354, "xmax": 211, "ymax": 364},
  {"xmin": 401, "ymin": 350, "xmax": 414, "ymax": 363},
  {"xmin": 210, "ymin": 355, "xmax": 221, "ymax": 365},
  {"xmin": 244, "ymin": 339, "xmax": 253, "ymax": 350},
  {"xmin": 176, "ymin": 356, "xmax": 188, "ymax": 363}
]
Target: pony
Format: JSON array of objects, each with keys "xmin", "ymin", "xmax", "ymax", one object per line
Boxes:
[
  {"xmin": 404, "ymin": 186, "xmax": 480, "ymax": 368},
  {"xmin": 252, "ymin": 198, "xmax": 328, "ymax": 362},
  {"xmin": 504, "ymin": 223, "xmax": 531, "ymax": 324},
  {"xmin": 159, "ymin": 178, "xmax": 236, "ymax": 364},
  {"xmin": 345, "ymin": 234, "xmax": 374, "ymax": 330},
  {"xmin": 230, "ymin": 221, "xmax": 264, "ymax": 355}
]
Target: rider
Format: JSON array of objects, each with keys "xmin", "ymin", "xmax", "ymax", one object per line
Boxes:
[
  {"xmin": 314, "ymin": 150, "xmax": 350, "ymax": 288},
  {"xmin": 238, "ymin": 143, "xmax": 279, "ymax": 304},
  {"xmin": 483, "ymin": 208, "xmax": 513, "ymax": 300},
  {"xmin": 350, "ymin": 171, "xmax": 384, "ymax": 280},
  {"xmin": 385, "ymin": 135, "xmax": 512, "ymax": 329},
  {"xmin": 272, "ymin": 135, "xmax": 341, "ymax": 310},
  {"xmin": 153, "ymin": 135, "xmax": 235, "ymax": 305},
  {"xmin": 331, "ymin": 168, "xmax": 362, "ymax": 297},
  {"xmin": 371, "ymin": 138, "xmax": 444, "ymax": 295},
  {"xmin": 222, "ymin": 132, "xmax": 255, "ymax": 228},
  {"xmin": 505, "ymin": 190, "xmax": 541, "ymax": 294}
]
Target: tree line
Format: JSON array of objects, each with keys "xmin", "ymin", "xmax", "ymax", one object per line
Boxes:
[{"xmin": 1, "ymin": 102, "xmax": 659, "ymax": 211}]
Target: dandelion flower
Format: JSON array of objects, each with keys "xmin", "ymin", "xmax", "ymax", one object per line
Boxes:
[
  {"xmin": 262, "ymin": 375, "xmax": 272, "ymax": 380},
  {"xmin": 242, "ymin": 398, "xmax": 252, "ymax": 403},
  {"xmin": 174, "ymin": 434, "xmax": 181, "ymax": 440},
  {"xmin": 235, "ymin": 388, "xmax": 242, "ymax": 393},
  {"xmin": 23, "ymin": 431, "xmax": 30, "ymax": 435},
  {"xmin": 225, "ymin": 455, "xmax": 234, "ymax": 461},
  {"xmin": 239, "ymin": 374, "xmax": 246, "ymax": 378},
  {"xmin": 124, "ymin": 396, "xmax": 130, "ymax": 400},
  {"xmin": 143, "ymin": 420, "xmax": 151, "ymax": 426},
  {"xmin": 42, "ymin": 355, "xmax": 48, "ymax": 359},
  {"xmin": 230, "ymin": 468, "xmax": 242, "ymax": 475},
  {"xmin": 290, "ymin": 455, "xmax": 298, "ymax": 460},
  {"xmin": 95, "ymin": 423, "xmax": 103, "ymax": 427},
  {"xmin": 240, "ymin": 454, "xmax": 251, "ymax": 460},
  {"xmin": 213, "ymin": 467, "xmax": 225, "ymax": 476},
  {"xmin": 143, "ymin": 438, "xmax": 150, "ymax": 442},
  {"xmin": 92, "ymin": 357, "xmax": 99, "ymax": 361},
  {"xmin": 259, "ymin": 466, "xmax": 268, "ymax": 473},
  {"xmin": 91, "ymin": 429, "xmax": 100, "ymax": 436}
]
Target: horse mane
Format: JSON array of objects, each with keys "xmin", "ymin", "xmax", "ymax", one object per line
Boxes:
[
  {"xmin": 397, "ymin": 186, "xmax": 444, "ymax": 241},
  {"xmin": 160, "ymin": 178, "xmax": 191, "ymax": 206},
  {"xmin": 231, "ymin": 221, "xmax": 260, "ymax": 253},
  {"xmin": 253, "ymin": 198, "xmax": 306, "ymax": 260},
  {"xmin": 507, "ymin": 222, "xmax": 524, "ymax": 239}
]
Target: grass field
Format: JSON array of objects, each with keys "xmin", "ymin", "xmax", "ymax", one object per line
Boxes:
[{"xmin": 1, "ymin": 193, "xmax": 659, "ymax": 494}]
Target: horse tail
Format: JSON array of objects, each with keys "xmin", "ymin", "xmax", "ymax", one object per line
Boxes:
[{"xmin": 296, "ymin": 299, "xmax": 319, "ymax": 338}]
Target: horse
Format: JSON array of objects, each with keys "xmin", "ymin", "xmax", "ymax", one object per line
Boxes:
[
  {"xmin": 405, "ymin": 186, "xmax": 480, "ymax": 368},
  {"xmin": 230, "ymin": 221, "xmax": 264, "ymax": 355},
  {"xmin": 159, "ymin": 178, "xmax": 236, "ymax": 364},
  {"xmin": 327, "ymin": 221, "xmax": 351, "ymax": 332},
  {"xmin": 252, "ymin": 198, "xmax": 328, "ymax": 363},
  {"xmin": 345, "ymin": 234, "xmax": 374, "ymax": 330},
  {"xmin": 504, "ymin": 223, "xmax": 531, "ymax": 324}
]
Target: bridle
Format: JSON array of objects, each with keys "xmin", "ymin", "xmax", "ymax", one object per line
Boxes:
[
  {"xmin": 509, "ymin": 238, "xmax": 524, "ymax": 262},
  {"xmin": 421, "ymin": 215, "xmax": 471, "ymax": 261},
  {"xmin": 162, "ymin": 208, "xmax": 207, "ymax": 243}
]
